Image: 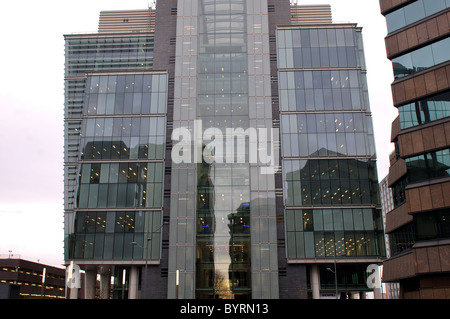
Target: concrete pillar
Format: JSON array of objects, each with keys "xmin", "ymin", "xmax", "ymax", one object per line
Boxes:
[
  {"xmin": 69, "ymin": 287, "xmax": 79, "ymax": 299},
  {"xmin": 84, "ymin": 269, "xmax": 97, "ymax": 299},
  {"xmin": 129, "ymin": 266, "xmax": 139, "ymax": 299},
  {"xmin": 99, "ymin": 266, "xmax": 111, "ymax": 299},
  {"xmin": 374, "ymin": 287, "xmax": 382, "ymax": 299},
  {"xmin": 310, "ymin": 265, "xmax": 321, "ymax": 299}
]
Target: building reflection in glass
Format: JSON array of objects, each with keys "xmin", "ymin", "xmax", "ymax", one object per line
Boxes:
[
  {"xmin": 283, "ymin": 153, "xmax": 385, "ymax": 259},
  {"xmin": 195, "ymin": 148, "xmax": 251, "ymax": 298},
  {"xmin": 195, "ymin": 0, "xmax": 251, "ymax": 299}
]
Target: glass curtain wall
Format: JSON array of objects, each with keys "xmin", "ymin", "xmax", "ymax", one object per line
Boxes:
[
  {"xmin": 195, "ymin": 0, "xmax": 252, "ymax": 299},
  {"xmin": 277, "ymin": 26, "xmax": 385, "ymax": 260},
  {"xmin": 69, "ymin": 72, "xmax": 167, "ymax": 261},
  {"xmin": 64, "ymin": 34, "xmax": 155, "ymax": 263}
]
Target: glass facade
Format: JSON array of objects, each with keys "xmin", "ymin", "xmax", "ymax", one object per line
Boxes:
[
  {"xmin": 76, "ymin": 162, "xmax": 164, "ymax": 209},
  {"xmin": 286, "ymin": 208, "xmax": 384, "ymax": 258},
  {"xmin": 64, "ymin": 34, "xmax": 156, "ymax": 264},
  {"xmin": 283, "ymin": 159, "xmax": 379, "ymax": 207},
  {"xmin": 279, "ymin": 70, "xmax": 370, "ymax": 112},
  {"xmin": 71, "ymin": 210, "xmax": 162, "ymax": 260},
  {"xmin": 385, "ymin": 0, "xmax": 450, "ymax": 34},
  {"xmin": 63, "ymin": 3, "xmax": 393, "ymax": 299},
  {"xmin": 281, "ymin": 113, "xmax": 375, "ymax": 157},
  {"xmin": 277, "ymin": 26, "xmax": 385, "ymax": 261},
  {"xmin": 277, "ymin": 27, "xmax": 366, "ymax": 69},
  {"xmin": 195, "ymin": 0, "xmax": 252, "ymax": 299},
  {"xmin": 67, "ymin": 72, "xmax": 167, "ymax": 261},
  {"xmin": 65, "ymin": 36, "xmax": 154, "ymax": 77},
  {"xmin": 168, "ymin": 0, "xmax": 278, "ymax": 299}
]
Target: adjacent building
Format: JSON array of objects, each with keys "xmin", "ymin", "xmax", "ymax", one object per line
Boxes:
[
  {"xmin": 0, "ymin": 258, "xmax": 66, "ymax": 299},
  {"xmin": 379, "ymin": 175, "xmax": 400, "ymax": 298},
  {"xmin": 380, "ymin": 175, "xmax": 394, "ymax": 258},
  {"xmin": 63, "ymin": 1, "xmax": 385, "ymax": 299},
  {"xmin": 380, "ymin": 0, "xmax": 450, "ymax": 298}
]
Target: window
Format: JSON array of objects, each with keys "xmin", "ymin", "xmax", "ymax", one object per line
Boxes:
[
  {"xmin": 283, "ymin": 159, "xmax": 379, "ymax": 206},
  {"xmin": 385, "ymin": 0, "xmax": 449, "ymax": 33},
  {"xmin": 77, "ymin": 162, "xmax": 164, "ymax": 209},
  {"xmin": 399, "ymin": 90, "xmax": 450, "ymax": 129},
  {"xmin": 280, "ymin": 112, "xmax": 372, "ymax": 157},
  {"xmin": 285, "ymin": 208, "xmax": 385, "ymax": 258},
  {"xmin": 392, "ymin": 37, "xmax": 450, "ymax": 79},
  {"xmin": 81, "ymin": 116, "xmax": 166, "ymax": 160},
  {"xmin": 279, "ymin": 70, "xmax": 368, "ymax": 112},
  {"xmin": 85, "ymin": 73, "xmax": 167, "ymax": 116},
  {"xmin": 391, "ymin": 177, "xmax": 407, "ymax": 208},
  {"xmin": 70, "ymin": 210, "xmax": 162, "ymax": 260},
  {"xmin": 406, "ymin": 148, "xmax": 450, "ymax": 183},
  {"xmin": 277, "ymin": 28, "xmax": 362, "ymax": 69},
  {"xmin": 389, "ymin": 223, "xmax": 416, "ymax": 256},
  {"xmin": 67, "ymin": 36, "xmax": 154, "ymax": 77}
]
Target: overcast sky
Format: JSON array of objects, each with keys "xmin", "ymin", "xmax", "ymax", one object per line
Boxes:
[{"xmin": 0, "ymin": 0, "xmax": 397, "ymax": 268}]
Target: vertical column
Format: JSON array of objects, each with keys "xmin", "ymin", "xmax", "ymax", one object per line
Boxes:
[
  {"xmin": 129, "ymin": 266, "xmax": 139, "ymax": 299},
  {"xmin": 99, "ymin": 266, "xmax": 111, "ymax": 299},
  {"xmin": 311, "ymin": 264, "xmax": 321, "ymax": 299},
  {"xmin": 374, "ymin": 287, "xmax": 382, "ymax": 299},
  {"xmin": 247, "ymin": 0, "xmax": 279, "ymax": 299},
  {"xmin": 69, "ymin": 287, "xmax": 79, "ymax": 299},
  {"xmin": 168, "ymin": 0, "xmax": 199, "ymax": 299},
  {"xmin": 84, "ymin": 269, "xmax": 97, "ymax": 299}
]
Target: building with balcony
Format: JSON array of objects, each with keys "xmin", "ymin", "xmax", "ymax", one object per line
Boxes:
[{"xmin": 379, "ymin": 0, "xmax": 450, "ymax": 299}]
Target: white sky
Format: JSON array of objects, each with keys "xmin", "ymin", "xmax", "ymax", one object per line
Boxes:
[{"xmin": 0, "ymin": 0, "xmax": 397, "ymax": 268}]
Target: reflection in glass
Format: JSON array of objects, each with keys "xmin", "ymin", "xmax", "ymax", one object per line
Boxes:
[
  {"xmin": 399, "ymin": 91, "xmax": 450, "ymax": 129},
  {"xmin": 283, "ymin": 158, "xmax": 379, "ymax": 206},
  {"xmin": 285, "ymin": 208, "xmax": 385, "ymax": 258},
  {"xmin": 406, "ymin": 148, "xmax": 450, "ymax": 183},
  {"xmin": 195, "ymin": 0, "xmax": 251, "ymax": 299},
  {"xmin": 385, "ymin": 0, "xmax": 449, "ymax": 33},
  {"xmin": 392, "ymin": 38, "xmax": 450, "ymax": 79}
]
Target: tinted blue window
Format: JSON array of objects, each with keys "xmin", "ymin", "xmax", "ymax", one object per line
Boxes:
[
  {"xmin": 392, "ymin": 37, "xmax": 450, "ymax": 79},
  {"xmin": 385, "ymin": 0, "xmax": 449, "ymax": 33}
]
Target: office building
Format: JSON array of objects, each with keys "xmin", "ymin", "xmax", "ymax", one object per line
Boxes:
[
  {"xmin": 64, "ymin": 1, "xmax": 385, "ymax": 299},
  {"xmin": 277, "ymin": 18, "xmax": 385, "ymax": 299},
  {"xmin": 380, "ymin": 0, "xmax": 450, "ymax": 298}
]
